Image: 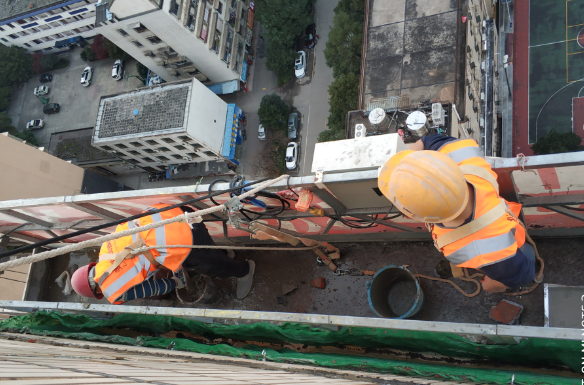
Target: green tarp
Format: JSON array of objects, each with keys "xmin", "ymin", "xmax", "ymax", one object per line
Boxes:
[{"xmin": 0, "ymin": 311, "xmax": 579, "ymax": 385}]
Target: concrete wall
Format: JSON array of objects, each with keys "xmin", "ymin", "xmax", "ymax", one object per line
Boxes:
[
  {"xmin": 96, "ymin": 0, "xmax": 245, "ymax": 83},
  {"xmin": 0, "ymin": 133, "xmax": 84, "ymax": 200},
  {"xmin": 186, "ymin": 78, "xmax": 228, "ymax": 154},
  {"xmin": 0, "ymin": 0, "xmax": 99, "ymax": 53}
]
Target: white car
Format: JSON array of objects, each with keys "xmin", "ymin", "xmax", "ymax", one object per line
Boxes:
[
  {"xmin": 294, "ymin": 51, "xmax": 306, "ymax": 78},
  {"xmin": 111, "ymin": 59, "xmax": 123, "ymax": 80},
  {"xmin": 33, "ymin": 85, "xmax": 49, "ymax": 96},
  {"xmin": 81, "ymin": 66, "xmax": 93, "ymax": 87},
  {"xmin": 26, "ymin": 119, "xmax": 44, "ymax": 130},
  {"xmin": 285, "ymin": 142, "xmax": 298, "ymax": 170},
  {"xmin": 258, "ymin": 124, "xmax": 266, "ymax": 140}
]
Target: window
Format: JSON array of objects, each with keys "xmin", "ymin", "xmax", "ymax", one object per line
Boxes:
[
  {"xmin": 43, "ymin": 36, "xmax": 53, "ymax": 41},
  {"xmin": 30, "ymin": 27, "xmax": 40, "ymax": 33},
  {"xmin": 191, "ymin": 143, "xmax": 203, "ymax": 149},
  {"xmin": 217, "ymin": 2, "xmax": 223, "ymax": 14},
  {"xmin": 128, "ymin": 150, "xmax": 141, "ymax": 155},
  {"xmin": 186, "ymin": 153, "xmax": 199, "ymax": 158},
  {"xmin": 145, "ymin": 139, "xmax": 158, "ymax": 145},
  {"xmin": 144, "ymin": 149, "xmax": 155, "ymax": 153},
  {"xmin": 146, "ymin": 35, "xmax": 162, "ymax": 44},
  {"xmin": 174, "ymin": 145, "xmax": 186, "ymax": 150},
  {"xmin": 117, "ymin": 28, "xmax": 128, "ymax": 36},
  {"xmin": 101, "ymin": 146, "xmax": 114, "ymax": 151},
  {"xmin": 157, "ymin": 156, "xmax": 169, "ymax": 161},
  {"xmin": 129, "ymin": 141, "xmax": 143, "ymax": 147},
  {"xmin": 177, "ymin": 135, "xmax": 191, "ymax": 141},
  {"xmin": 115, "ymin": 143, "xmax": 128, "ymax": 149},
  {"xmin": 161, "ymin": 138, "xmax": 175, "ymax": 143},
  {"xmin": 157, "ymin": 147, "xmax": 170, "ymax": 152},
  {"xmin": 0, "ymin": 27, "xmax": 4, "ymax": 31},
  {"xmin": 143, "ymin": 166, "xmax": 157, "ymax": 172},
  {"xmin": 171, "ymin": 154, "xmax": 183, "ymax": 159},
  {"xmin": 8, "ymin": 34, "xmax": 18, "ymax": 39},
  {"xmin": 18, "ymin": 31, "xmax": 29, "ymax": 36},
  {"xmin": 1, "ymin": 38, "xmax": 7, "ymax": 43},
  {"xmin": 131, "ymin": 40, "xmax": 143, "ymax": 47},
  {"xmin": 7, "ymin": 23, "xmax": 15, "ymax": 28},
  {"xmin": 53, "ymin": 33, "xmax": 64, "ymax": 38},
  {"xmin": 142, "ymin": 157, "xmax": 154, "ymax": 162},
  {"xmin": 24, "ymin": 43, "xmax": 31, "ymax": 47},
  {"xmin": 204, "ymin": 151, "xmax": 215, "ymax": 156},
  {"xmin": 133, "ymin": 23, "xmax": 148, "ymax": 33},
  {"xmin": 44, "ymin": 47, "xmax": 53, "ymax": 51},
  {"xmin": 32, "ymin": 39, "xmax": 42, "ymax": 44}
]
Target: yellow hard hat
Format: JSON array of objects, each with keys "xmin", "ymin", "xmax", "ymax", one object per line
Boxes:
[{"xmin": 377, "ymin": 151, "xmax": 469, "ymax": 223}]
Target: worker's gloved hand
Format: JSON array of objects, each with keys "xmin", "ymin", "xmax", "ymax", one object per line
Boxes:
[{"xmin": 172, "ymin": 268, "xmax": 187, "ymax": 289}]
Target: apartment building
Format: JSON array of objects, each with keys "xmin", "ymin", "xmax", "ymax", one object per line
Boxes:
[
  {"xmin": 0, "ymin": 0, "xmax": 99, "ymax": 53},
  {"xmin": 94, "ymin": 0, "xmax": 252, "ymax": 84},
  {"xmin": 464, "ymin": 0, "xmax": 499, "ymax": 156},
  {"xmin": 92, "ymin": 79, "xmax": 243, "ymax": 173}
]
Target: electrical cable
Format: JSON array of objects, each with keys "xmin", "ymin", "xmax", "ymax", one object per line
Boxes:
[{"xmin": 0, "ymin": 177, "xmax": 272, "ymax": 259}]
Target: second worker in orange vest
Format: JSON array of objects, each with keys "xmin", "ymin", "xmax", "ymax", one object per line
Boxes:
[
  {"xmin": 71, "ymin": 204, "xmax": 255, "ymax": 303},
  {"xmin": 377, "ymin": 134, "xmax": 536, "ymax": 293}
]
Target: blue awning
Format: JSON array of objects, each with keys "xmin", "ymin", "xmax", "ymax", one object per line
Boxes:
[
  {"xmin": 222, "ymin": 104, "xmax": 238, "ymax": 160},
  {"xmin": 240, "ymin": 61, "xmax": 248, "ymax": 82},
  {"xmin": 206, "ymin": 80, "xmax": 239, "ymax": 95}
]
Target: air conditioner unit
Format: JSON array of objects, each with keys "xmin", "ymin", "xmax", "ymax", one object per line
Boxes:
[
  {"xmin": 479, "ymin": 117, "xmax": 485, "ymax": 128},
  {"xmin": 354, "ymin": 124, "xmax": 366, "ymax": 139},
  {"xmin": 482, "ymin": 33, "xmax": 486, "ymax": 40},
  {"xmin": 482, "ymin": 41, "xmax": 487, "ymax": 51},
  {"xmin": 431, "ymin": 103, "xmax": 445, "ymax": 126},
  {"xmin": 480, "ymin": 92, "xmax": 485, "ymax": 101},
  {"xmin": 481, "ymin": 61, "xmax": 486, "ymax": 71}
]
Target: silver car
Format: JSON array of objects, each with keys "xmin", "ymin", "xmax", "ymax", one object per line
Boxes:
[
  {"xmin": 81, "ymin": 66, "xmax": 93, "ymax": 87},
  {"xmin": 33, "ymin": 85, "xmax": 49, "ymax": 96},
  {"xmin": 287, "ymin": 112, "xmax": 298, "ymax": 139},
  {"xmin": 26, "ymin": 119, "xmax": 44, "ymax": 130},
  {"xmin": 258, "ymin": 124, "xmax": 266, "ymax": 140}
]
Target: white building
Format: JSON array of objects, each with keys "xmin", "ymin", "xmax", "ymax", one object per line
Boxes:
[
  {"xmin": 92, "ymin": 78, "xmax": 243, "ymax": 173},
  {"xmin": 0, "ymin": 0, "xmax": 99, "ymax": 53},
  {"xmin": 94, "ymin": 0, "xmax": 253, "ymax": 84}
]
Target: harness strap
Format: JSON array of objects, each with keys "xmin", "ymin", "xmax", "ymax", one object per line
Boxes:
[
  {"xmin": 435, "ymin": 199, "xmax": 506, "ymax": 250},
  {"xmin": 459, "ymin": 164, "xmax": 499, "ymax": 192},
  {"xmin": 97, "ymin": 238, "xmax": 160, "ymax": 286}
]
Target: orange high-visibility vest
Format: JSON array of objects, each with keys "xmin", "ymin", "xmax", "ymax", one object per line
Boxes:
[
  {"xmin": 430, "ymin": 139, "xmax": 526, "ymax": 269},
  {"xmin": 94, "ymin": 204, "xmax": 193, "ymax": 304}
]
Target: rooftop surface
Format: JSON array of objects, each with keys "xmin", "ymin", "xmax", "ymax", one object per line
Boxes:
[
  {"xmin": 0, "ymin": 0, "xmax": 66, "ymax": 23},
  {"xmin": 49, "ymin": 128, "xmax": 116, "ymax": 165},
  {"xmin": 361, "ymin": 0, "xmax": 459, "ymax": 107},
  {"xmin": 95, "ymin": 83, "xmax": 191, "ymax": 139}
]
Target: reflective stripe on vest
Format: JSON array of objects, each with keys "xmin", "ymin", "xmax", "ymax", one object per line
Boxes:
[
  {"xmin": 101, "ymin": 253, "xmax": 153, "ymax": 301},
  {"xmin": 431, "ymin": 140, "xmax": 525, "ymax": 269},
  {"xmin": 149, "ymin": 212, "xmax": 168, "ymax": 265}
]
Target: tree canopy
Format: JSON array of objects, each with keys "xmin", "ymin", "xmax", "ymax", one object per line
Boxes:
[
  {"xmin": 40, "ymin": 53, "xmax": 58, "ymax": 71},
  {"xmin": 318, "ymin": 72, "xmax": 359, "ymax": 142},
  {"xmin": 0, "ymin": 46, "xmax": 33, "ymax": 86},
  {"xmin": 255, "ymin": 0, "xmax": 314, "ymax": 85},
  {"xmin": 324, "ymin": 11, "xmax": 363, "ymax": 78},
  {"xmin": 532, "ymin": 129, "xmax": 584, "ymax": 154},
  {"xmin": 0, "ymin": 86, "xmax": 11, "ymax": 111},
  {"xmin": 258, "ymin": 94, "xmax": 289, "ymax": 131},
  {"xmin": 103, "ymin": 38, "xmax": 130, "ymax": 60},
  {"xmin": 0, "ymin": 112, "xmax": 14, "ymax": 133}
]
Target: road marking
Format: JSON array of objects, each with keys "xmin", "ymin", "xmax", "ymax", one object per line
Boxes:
[{"xmin": 301, "ymin": 104, "xmax": 311, "ymax": 174}]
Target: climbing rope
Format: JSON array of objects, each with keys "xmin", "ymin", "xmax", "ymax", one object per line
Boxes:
[
  {"xmin": 130, "ymin": 244, "xmax": 319, "ymax": 254},
  {"xmin": 0, "ymin": 175, "xmax": 289, "ymax": 272},
  {"xmin": 414, "ymin": 269, "xmax": 482, "ymax": 298}
]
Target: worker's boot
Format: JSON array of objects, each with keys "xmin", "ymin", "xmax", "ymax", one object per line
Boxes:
[{"xmin": 236, "ymin": 260, "xmax": 255, "ymax": 299}]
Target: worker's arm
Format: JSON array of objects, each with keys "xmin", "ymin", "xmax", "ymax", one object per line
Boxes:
[
  {"xmin": 410, "ymin": 139, "xmax": 424, "ymax": 151},
  {"xmin": 412, "ymin": 134, "xmax": 457, "ymax": 151}
]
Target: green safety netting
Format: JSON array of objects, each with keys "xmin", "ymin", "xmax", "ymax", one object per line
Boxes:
[{"xmin": 0, "ymin": 311, "xmax": 579, "ymax": 385}]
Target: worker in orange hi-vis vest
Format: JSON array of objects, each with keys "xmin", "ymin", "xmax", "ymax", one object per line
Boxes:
[
  {"xmin": 377, "ymin": 134, "xmax": 536, "ymax": 293},
  {"xmin": 71, "ymin": 204, "xmax": 255, "ymax": 304}
]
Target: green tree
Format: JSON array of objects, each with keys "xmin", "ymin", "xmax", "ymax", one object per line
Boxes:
[
  {"xmin": 334, "ymin": 0, "xmax": 365, "ymax": 22},
  {"xmin": 265, "ymin": 40, "xmax": 297, "ymax": 86},
  {"xmin": 256, "ymin": 0, "xmax": 314, "ymax": 84},
  {"xmin": 13, "ymin": 129, "xmax": 39, "ymax": 146},
  {"xmin": 318, "ymin": 72, "xmax": 359, "ymax": 142},
  {"xmin": 0, "ymin": 86, "xmax": 11, "ymax": 111},
  {"xmin": 137, "ymin": 62, "xmax": 149, "ymax": 79},
  {"xmin": 324, "ymin": 11, "xmax": 363, "ymax": 78},
  {"xmin": 40, "ymin": 53, "xmax": 58, "ymax": 70},
  {"xmin": 0, "ymin": 46, "xmax": 33, "ymax": 86},
  {"xmin": 258, "ymin": 94, "xmax": 290, "ymax": 131},
  {"xmin": 103, "ymin": 38, "xmax": 130, "ymax": 60},
  {"xmin": 0, "ymin": 112, "xmax": 15, "ymax": 133},
  {"xmin": 531, "ymin": 129, "xmax": 584, "ymax": 154},
  {"xmin": 80, "ymin": 47, "xmax": 96, "ymax": 62}
]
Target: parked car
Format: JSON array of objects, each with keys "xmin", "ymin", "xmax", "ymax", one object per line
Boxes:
[
  {"xmin": 304, "ymin": 23, "xmax": 316, "ymax": 48},
  {"xmin": 287, "ymin": 112, "xmax": 298, "ymax": 139},
  {"xmin": 81, "ymin": 66, "xmax": 93, "ymax": 87},
  {"xmin": 294, "ymin": 51, "xmax": 306, "ymax": 78},
  {"xmin": 43, "ymin": 103, "xmax": 60, "ymax": 114},
  {"xmin": 26, "ymin": 119, "xmax": 44, "ymax": 130},
  {"xmin": 40, "ymin": 74, "xmax": 53, "ymax": 83},
  {"xmin": 111, "ymin": 59, "xmax": 124, "ymax": 80},
  {"xmin": 285, "ymin": 142, "xmax": 299, "ymax": 170},
  {"xmin": 258, "ymin": 124, "xmax": 266, "ymax": 140},
  {"xmin": 33, "ymin": 85, "xmax": 49, "ymax": 96}
]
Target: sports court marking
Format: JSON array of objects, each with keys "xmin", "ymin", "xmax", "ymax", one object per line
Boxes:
[{"xmin": 566, "ymin": 0, "xmax": 584, "ymax": 82}]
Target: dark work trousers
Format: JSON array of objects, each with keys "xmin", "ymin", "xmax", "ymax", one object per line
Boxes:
[{"xmin": 180, "ymin": 206, "xmax": 249, "ymax": 278}]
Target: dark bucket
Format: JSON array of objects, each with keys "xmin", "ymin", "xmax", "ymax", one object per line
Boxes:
[{"xmin": 367, "ymin": 265, "xmax": 424, "ymax": 319}]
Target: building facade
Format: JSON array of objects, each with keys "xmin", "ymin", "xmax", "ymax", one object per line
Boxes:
[
  {"xmin": 92, "ymin": 78, "xmax": 242, "ymax": 174},
  {"xmin": 0, "ymin": 0, "xmax": 99, "ymax": 53},
  {"xmin": 95, "ymin": 0, "xmax": 252, "ymax": 84}
]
